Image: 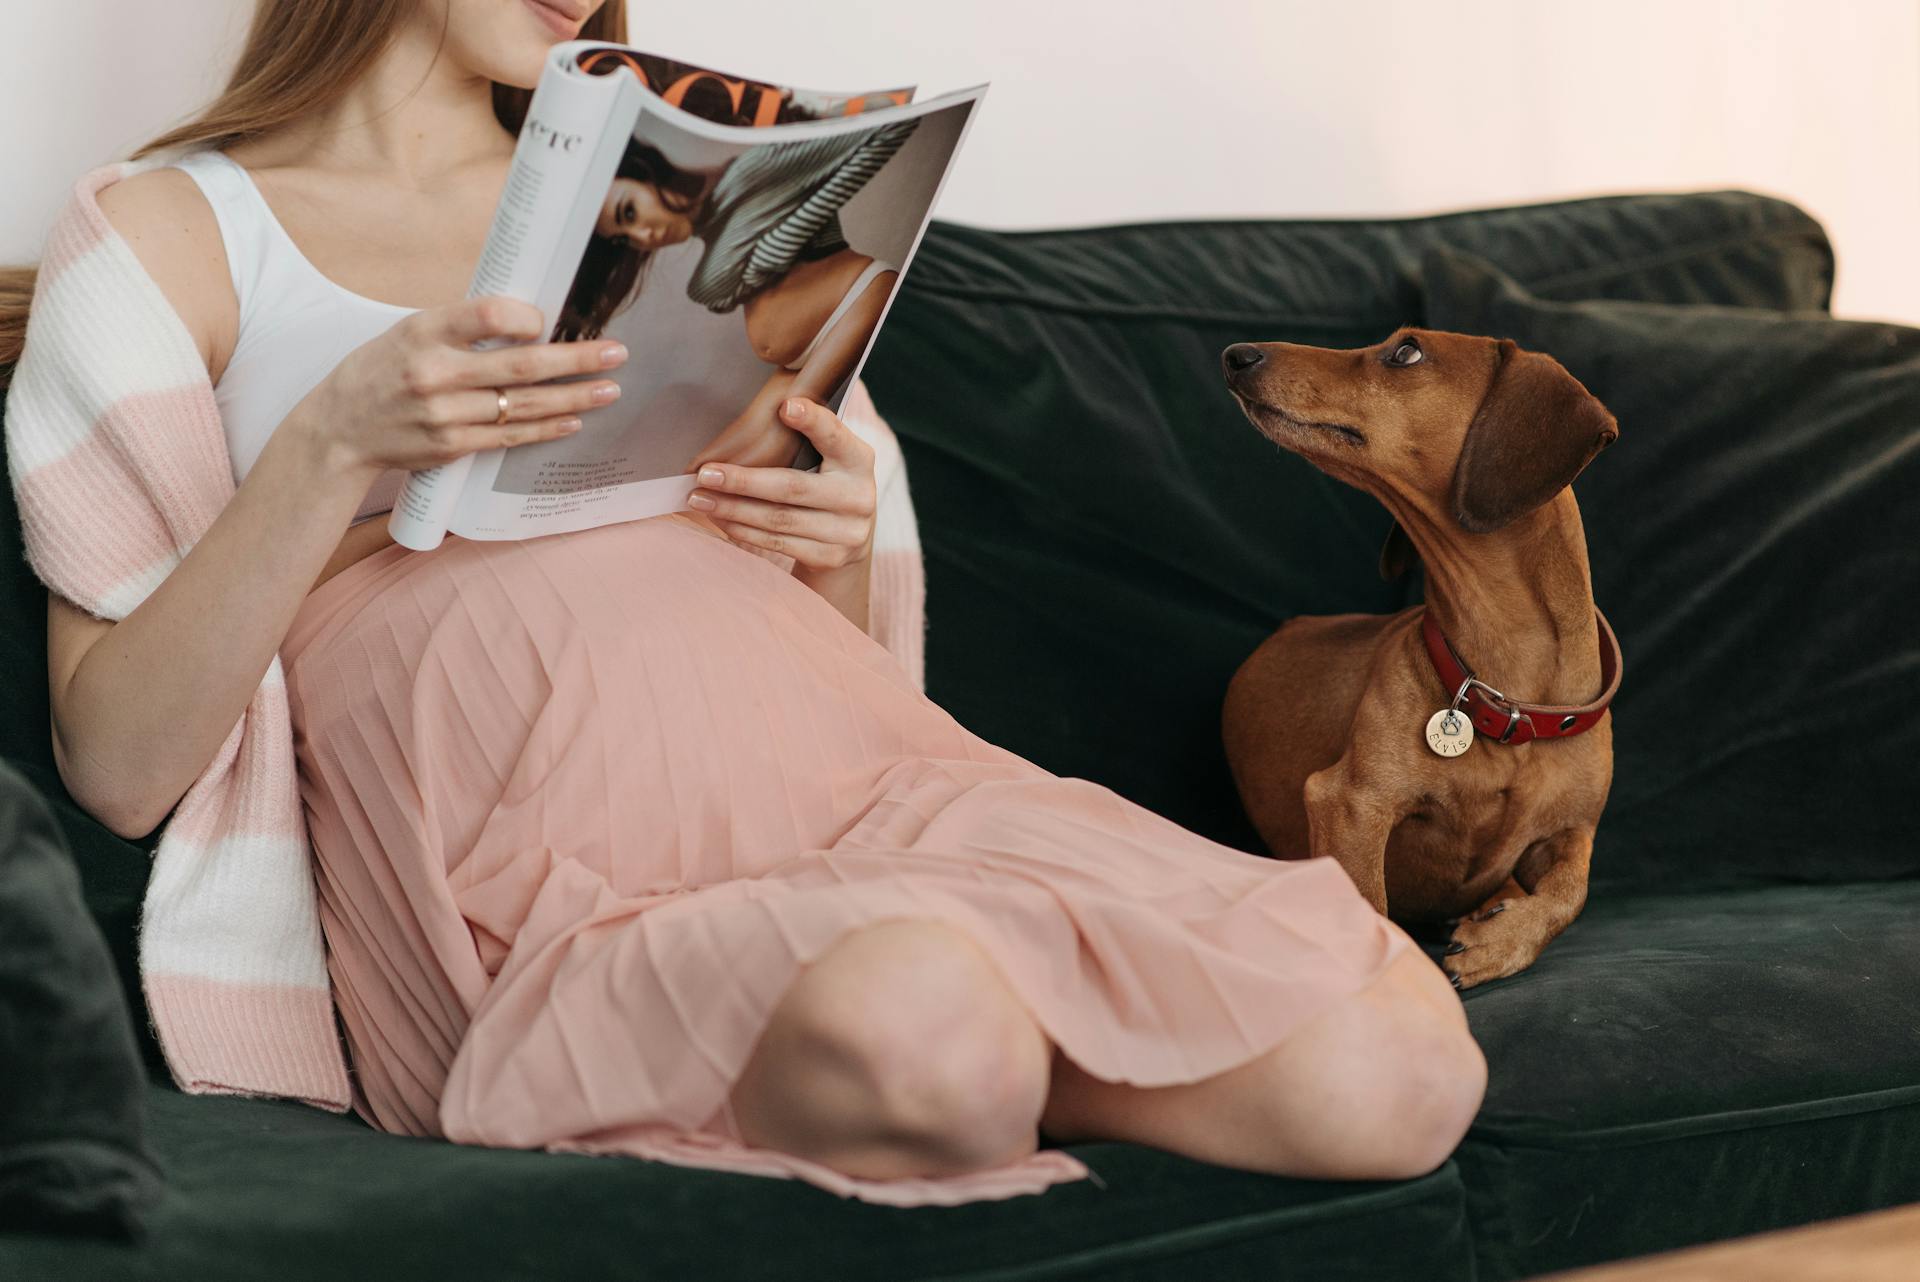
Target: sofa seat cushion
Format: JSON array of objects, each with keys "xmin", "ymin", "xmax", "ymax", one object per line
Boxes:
[
  {"xmin": 1455, "ymin": 880, "xmax": 1920, "ymax": 1281},
  {"xmin": 0, "ymin": 1085, "xmax": 1474, "ymax": 1282}
]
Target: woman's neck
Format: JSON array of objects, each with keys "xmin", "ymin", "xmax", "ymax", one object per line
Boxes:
[{"xmin": 240, "ymin": 15, "xmax": 513, "ymax": 186}]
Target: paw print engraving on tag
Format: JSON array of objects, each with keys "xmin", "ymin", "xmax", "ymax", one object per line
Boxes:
[{"xmin": 1426, "ymin": 707, "xmax": 1474, "ymax": 757}]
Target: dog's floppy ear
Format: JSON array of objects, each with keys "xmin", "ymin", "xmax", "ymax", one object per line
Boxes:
[
  {"xmin": 1379, "ymin": 521, "xmax": 1417, "ymax": 580},
  {"xmin": 1450, "ymin": 339, "xmax": 1619, "ymax": 533}
]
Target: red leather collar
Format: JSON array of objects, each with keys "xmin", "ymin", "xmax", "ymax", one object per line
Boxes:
[{"xmin": 1420, "ymin": 608, "xmax": 1623, "ymax": 746}]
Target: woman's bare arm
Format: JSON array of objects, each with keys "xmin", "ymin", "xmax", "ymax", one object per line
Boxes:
[
  {"xmin": 694, "ymin": 267, "xmax": 896, "ymax": 473},
  {"xmin": 782, "ymin": 269, "xmax": 893, "ymax": 408},
  {"xmin": 50, "ymin": 170, "xmax": 612, "ymax": 842},
  {"xmin": 48, "ymin": 171, "xmax": 385, "ymax": 839}
]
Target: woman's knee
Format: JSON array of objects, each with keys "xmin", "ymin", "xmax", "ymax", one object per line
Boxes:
[
  {"xmin": 1320, "ymin": 950, "xmax": 1487, "ymax": 1180},
  {"xmin": 736, "ymin": 919, "xmax": 1054, "ymax": 1171}
]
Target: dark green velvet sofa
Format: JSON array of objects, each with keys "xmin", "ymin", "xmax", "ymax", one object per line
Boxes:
[{"xmin": 4, "ymin": 188, "xmax": 1916, "ymax": 1281}]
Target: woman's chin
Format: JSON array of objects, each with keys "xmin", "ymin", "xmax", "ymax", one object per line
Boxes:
[
  {"xmin": 481, "ymin": 62, "xmax": 544, "ymax": 94},
  {"xmin": 471, "ymin": 36, "xmax": 551, "ymax": 93}
]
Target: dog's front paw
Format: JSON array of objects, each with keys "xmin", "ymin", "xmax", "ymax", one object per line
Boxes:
[{"xmin": 1443, "ymin": 906, "xmax": 1545, "ymax": 989}]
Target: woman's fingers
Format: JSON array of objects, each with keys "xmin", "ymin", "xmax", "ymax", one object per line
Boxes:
[
  {"xmin": 691, "ymin": 462, "xmax": 872, "ymax": 525},
  {"xmin": 443, "ymin": 378, "xmax": 621, "ymax": 427},
  {"xmin": 441, "ymin": 413, "xmax": 585, "ymax": 458},
  {"xmin": 458, "ymin": 337, "xmax": 629, "ymax": 389},
  {"xmin": 708, "ymin": 519, "xmax": 857, "ymax": 568},
  {"xmin": 693, "ymin": 458, "xmax": 840, "ymax": 507},
  {"xmin": 777, "ymin": 396, "xmax": 873, "ymax": 473},
  {"xmin": 691, "ymin": 404, "xmax": 875, "ymax": 515},
  {"xmin": 428, "ymin": 295, "xmax": 548, "ymax": 347},
  {"xmin": 687, "ymin": 489, "xmax": 866, "ymax": 545}
]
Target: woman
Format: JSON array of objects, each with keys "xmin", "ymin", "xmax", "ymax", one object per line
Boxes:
[{"xmin": 3, "ymin": 0, "xmax": 1483, "ymax": 1205}]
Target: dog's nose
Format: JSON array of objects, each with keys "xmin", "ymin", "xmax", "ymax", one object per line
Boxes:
[{"xmin": 1222, "ymin": 343, "xmax": 1266, "ymax": 375}]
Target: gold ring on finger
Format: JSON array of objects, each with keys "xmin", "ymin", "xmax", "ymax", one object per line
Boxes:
[{"xmin": 494, "ymin": 389, "xmax": 511, "ymax": 425}]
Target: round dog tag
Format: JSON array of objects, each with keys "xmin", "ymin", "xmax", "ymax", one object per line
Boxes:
[{"xmin": 1426, "ymin": 708, "xmax": 1474, "ymax": 757}]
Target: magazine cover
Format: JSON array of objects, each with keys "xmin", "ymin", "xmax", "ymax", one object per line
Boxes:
[
  {"xmin": 574, "ymin": 46, "xmax": 914, "ymax": 124},
  {"xmin": 389, "ymin": 43, "xmax": 984, "ymax": 549}
]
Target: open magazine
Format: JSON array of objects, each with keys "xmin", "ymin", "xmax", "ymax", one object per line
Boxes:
[{"xmin": 388, "ymin": 42, "xmax": 986, "ymax": 551}]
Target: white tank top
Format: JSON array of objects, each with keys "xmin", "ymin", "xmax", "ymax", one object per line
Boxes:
[
  {"xmin": 168, "ymin": 148, "xmax": 414, "ymax": 525},
  {"xmin": 783, "ymin": 257, "xmax": 898, "ymax": 372}
]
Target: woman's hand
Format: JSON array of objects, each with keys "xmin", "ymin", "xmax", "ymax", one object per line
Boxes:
[
  {"xmin": 687, "ymin": 397, "xmax": 876, "ymax": 629},
  {"xmin": 297, "ymin": 295, "xmax": 629, "ymax": 482}
]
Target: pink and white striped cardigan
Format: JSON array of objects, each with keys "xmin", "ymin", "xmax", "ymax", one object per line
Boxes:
[{"xmin": 2, "ymin": 155, "xmax": 929, "ymax": 1112}]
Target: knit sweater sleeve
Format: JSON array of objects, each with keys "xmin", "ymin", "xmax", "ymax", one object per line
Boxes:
[
  {"xmin": 7, "ymin": 165, "xmax": 232, "ymax": 619},
  {"xmin": 5, "ymin": 158, "xmax": 352, "ymax": 1112},
  {"xmin": 843, "ymin": 379, "xmax": 927, "ymax": 694}
]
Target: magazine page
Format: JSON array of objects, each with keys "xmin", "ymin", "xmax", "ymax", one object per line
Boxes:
[
  {"xmin": 443, "ymin": 77, "xmax": 985, "ymax": 543},
  {"xmin": 386, "ymin": 44, "xmax": 642, "ymax": 551},
  {"xmin": 570, "ymin": 44, "xmax": 915, "ymax": 124}
]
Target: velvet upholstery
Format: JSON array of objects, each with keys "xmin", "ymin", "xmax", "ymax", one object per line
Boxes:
[
  {"xmin": 1421, "ymin": 247, "xmax": 1920, "ymax": 891},
  {"xmin": 859, "ymin": 190, "xmax": 1835, "ymax": 853},
  {"xmin": 0, "ymin": 1091, "xmax": 1473, "ymax": 1282},
  {"xmin": 7, "ymin": 188, "xmax": 1913, "ymax": 1280},
  {"xmin": 0, "ymin": 760, "xmax": 162, "ymax": 1239},
  {"xmin": 1459, "ymin": 880, "xmax": 1920, "ymax": 1278}
]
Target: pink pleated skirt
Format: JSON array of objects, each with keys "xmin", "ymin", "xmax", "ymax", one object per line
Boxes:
[{"xmin": 279, "ymin": 510, "xmax": 1410, "ymax": 1206}]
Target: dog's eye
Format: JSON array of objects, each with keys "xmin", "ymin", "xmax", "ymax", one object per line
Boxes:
[{"xmin": 1386, "ymin": 338, "xmax": 1424, "ymax": 367}]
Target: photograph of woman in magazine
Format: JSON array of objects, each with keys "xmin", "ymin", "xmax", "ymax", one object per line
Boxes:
[{"xmin": 552, "ymin": 116, "xmax": 919, "ymax": 470}]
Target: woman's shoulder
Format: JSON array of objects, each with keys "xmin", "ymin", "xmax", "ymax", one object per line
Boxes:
[{"xmin": 93, "ymin": 162, "xmax": 237, "ymax": 381}]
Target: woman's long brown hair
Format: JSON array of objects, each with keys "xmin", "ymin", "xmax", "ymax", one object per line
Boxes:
[{"xmin": 0, "ymin": 0, "xmax": 628, "ymax": 388}]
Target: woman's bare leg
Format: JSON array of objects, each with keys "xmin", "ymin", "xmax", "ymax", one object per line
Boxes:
[
  {"xmin": 1038, "ymin": 946, "xmax": 1486, "ymax": 1181},
  {"xmin": 727, "ymin": 919, "xmax": 1055, "ymax": 1180},
  {"xmin": 728, "ymin": 920, "xmax": 1485, "ymax": 1185}
]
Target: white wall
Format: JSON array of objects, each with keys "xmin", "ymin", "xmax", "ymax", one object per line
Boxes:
[{"xmin": 6, "ymin": 0, "xmax": 1916, "ymax": 322}]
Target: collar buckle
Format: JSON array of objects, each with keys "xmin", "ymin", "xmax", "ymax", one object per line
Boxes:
[
  {"xmin": 1464, "ymin": 677, "xmax": 1524, "ymax": 743},
  {"xmin": 1467, "ymin": 675, "xmax": 1509, "ymax": 706}
]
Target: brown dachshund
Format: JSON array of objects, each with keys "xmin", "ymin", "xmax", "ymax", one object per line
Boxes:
[{"xmin": 1218, "ymin": 329, "xmax": 1622, "ymax": 988}]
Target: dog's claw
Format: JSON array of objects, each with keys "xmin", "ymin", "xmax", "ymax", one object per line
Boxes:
[
  {"xmin": 1444, "ymin": 941, "xmax": 1466, "ymax": 956},
  {"xmin": 1449, "ymin": 973, "xmax": 1463, "ymax": 989},
  {"xmin": 1484, "ymin": 903, "xmax": 1508, "ymax": 919}
]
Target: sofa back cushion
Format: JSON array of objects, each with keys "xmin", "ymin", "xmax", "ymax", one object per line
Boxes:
[
  {"xmin": 1422, "ymin": 248, "xmax": 1920, "ymax": 890},
  {"xmin": 0, "ymin": 383, "xmax": 51, "ymax": 772},
  {"xmin": 0, "ymin": 758, "xmax": 163, "ymax": 1239},
  {"xmin": 865, "ymin": 192, "xmax": 1837, "ymax": 851}
]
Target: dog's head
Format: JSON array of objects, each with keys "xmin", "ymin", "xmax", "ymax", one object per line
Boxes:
[{"xmin": 1221, "ymin": 329, "xmax": 1618, "ymax": 561}]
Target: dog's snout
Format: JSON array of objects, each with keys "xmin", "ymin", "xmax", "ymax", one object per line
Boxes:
[{"xmin": 1222, "ymin": 343, "xmax": 1266, "ymax": 376}]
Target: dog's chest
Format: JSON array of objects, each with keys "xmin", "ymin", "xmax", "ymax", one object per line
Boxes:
[{"xmin": 1386, "ymin": 757, "xmax": 1571, "ymax": 912}]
